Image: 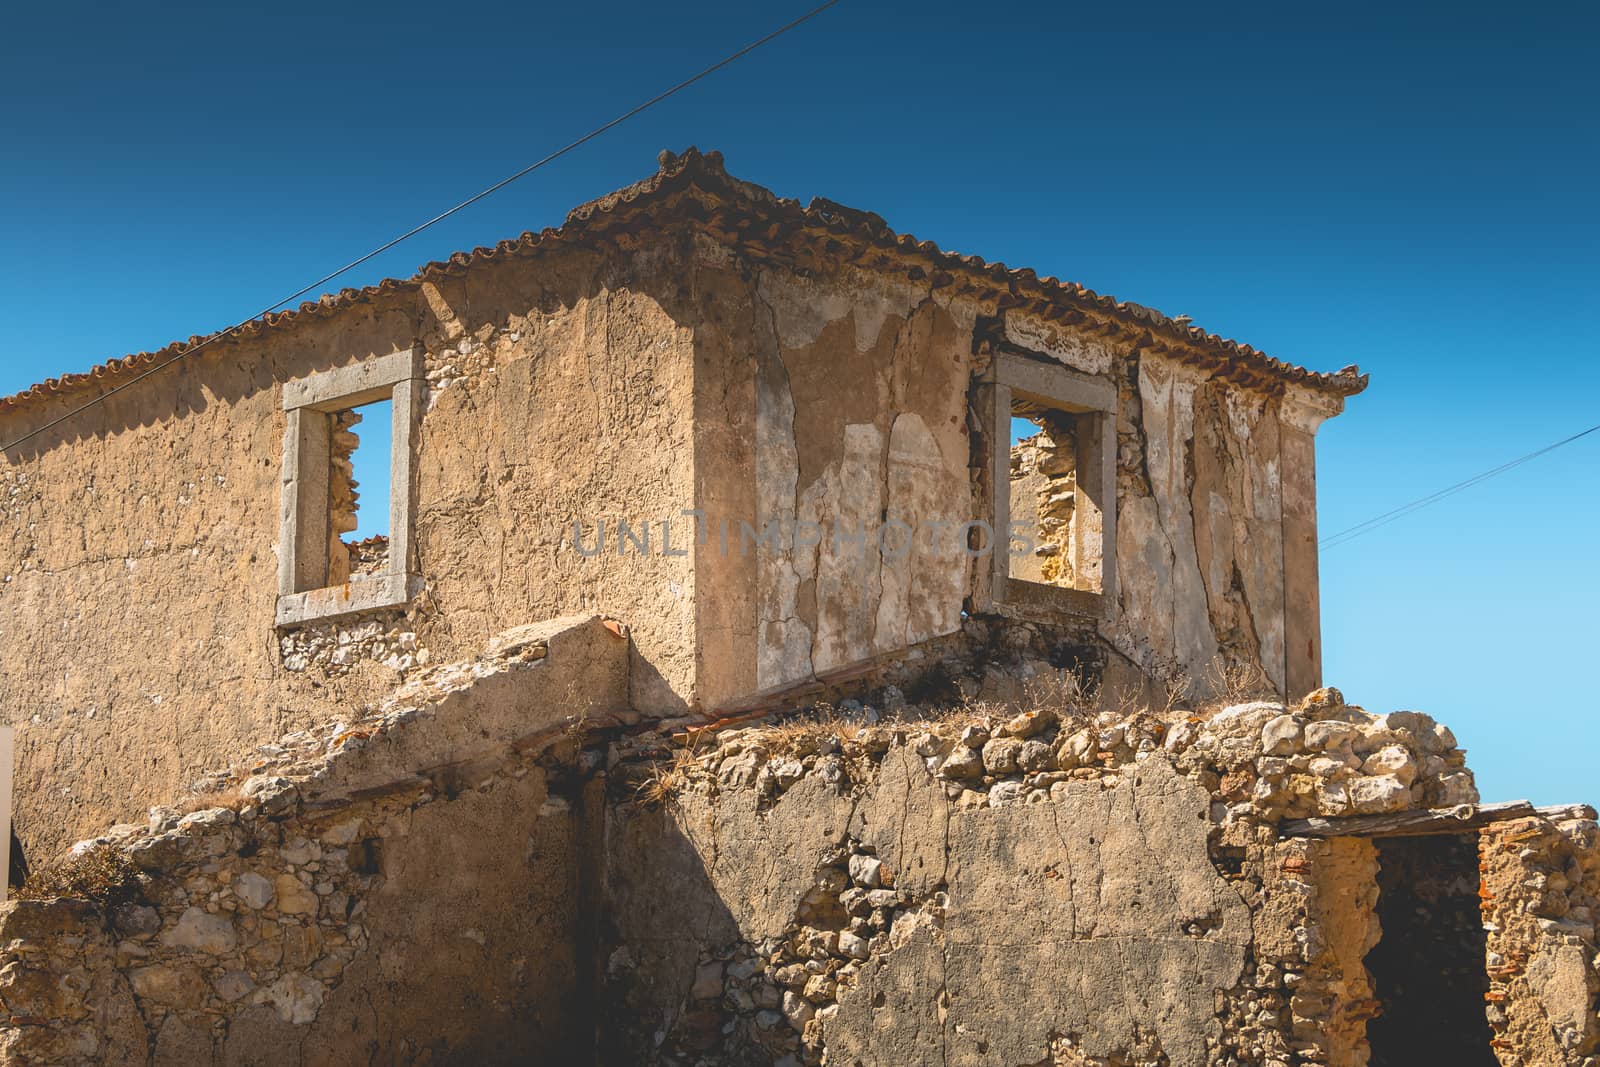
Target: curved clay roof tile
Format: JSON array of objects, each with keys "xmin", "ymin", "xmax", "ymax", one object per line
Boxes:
[{"xmin": 0, "ymin": 146, "xmax": 1365, "ymax": 418}]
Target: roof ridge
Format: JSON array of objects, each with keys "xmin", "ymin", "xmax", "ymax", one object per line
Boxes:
[{"xmin": 0, "ymin": 147, "xmax": 1365, "ymax": 421}]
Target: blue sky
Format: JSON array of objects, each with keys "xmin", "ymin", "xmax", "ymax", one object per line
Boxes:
[{"xmin": 1, "ymin": 1, "xmax": 1595, "ymax": 802}]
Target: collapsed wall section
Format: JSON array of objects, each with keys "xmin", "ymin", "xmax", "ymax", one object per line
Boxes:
[
  {"xmin": 6, "ymin": 644, "xmax": 1592, "ymax": 1067},
  {"xmin": 0, "ymin": 616, "xmax": 627, "ymax": 1066}
]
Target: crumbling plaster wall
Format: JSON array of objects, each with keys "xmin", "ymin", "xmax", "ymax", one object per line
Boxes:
[
  {"xmin": 605, "ymin": 731, "xmax": 1251, "ymax": 1066},
  {"xmin": 0, "ymin": 237, "xmax": 696, "ymax": 858},
  {"xmin": 1117, "ymin": 353, "xmax": 1290, "ymax": 697},
  {"xmin": 0, "ymin": 622, "xmax": 1529, "ymax": 1067},
  {"xmin": 601, "ymin": 685, "xmax": 1476, "ymax": 1066},
  {"xmin": 689, "ymin": 242, "xmax": 974, "ymax": 708},
  {"xmin": 0, "ymin": 616, "xmax": 625, "ymax": 1066},
  {"xmin": 687, "ymin": 238, "xmax": 1329, "ymax": 712}
]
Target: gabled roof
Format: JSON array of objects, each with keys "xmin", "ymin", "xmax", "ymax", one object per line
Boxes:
[{"xmin": 0, "ymin": 148, "xmax": 1365, "ymax": 419}]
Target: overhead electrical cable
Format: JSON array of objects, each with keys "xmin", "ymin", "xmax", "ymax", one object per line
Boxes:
[
  {"xmin": 0, "ymin": 0, "xmax": 844, "ymax": 454},
  {"xmin": 1320, "ymin": 421, "xmax": 1600, "ymax": 550}
]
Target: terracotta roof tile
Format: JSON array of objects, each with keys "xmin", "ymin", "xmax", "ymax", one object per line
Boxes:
[{"xmin": 0, "ymin": 148, "xmax": 1364, "ymax": 420}]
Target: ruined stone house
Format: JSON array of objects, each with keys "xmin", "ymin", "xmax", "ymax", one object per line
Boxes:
[{"xmin": 0, "ymin": 149, "xmax": 1594, "ymax": 1066}]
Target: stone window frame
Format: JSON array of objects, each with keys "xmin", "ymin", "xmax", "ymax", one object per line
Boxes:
[
  {"xmin": 978, "ymin": 350, "xmax": 1118, "ymax": 620},
  {"xmin": 275, "ymin": 349, "xmax": 422, "ymax": 627}
]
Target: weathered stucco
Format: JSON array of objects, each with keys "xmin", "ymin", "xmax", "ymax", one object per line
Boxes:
[
  {"xmin": 692, "ymin": 259, "xmax": 974, "ymax": 703},
  {"xmin": 0, "ymin": 237, "xmax": 697, "ymax": 857},
  {"xmin": 689, "ymin": 245, "xmax": 1331, "ymax": 714},
  {"xmin": 595, "ymin": 682, "xmax": 1495, "ymax": 1067},
  {"xmin": 607, "ymin": 753, "xmax": 1247, "ymax": 1066}
]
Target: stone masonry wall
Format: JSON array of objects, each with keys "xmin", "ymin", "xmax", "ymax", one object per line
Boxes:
[
  {"xmin": 1480, "ymin": 813, "xmax": 1600, "ymax": 1065},
  {"xmin": 8, "ymin": 629, "xmax": 1582, "ymax": 1067},
  {"xmin": 602, "ymin": 684, "xmax": 1476, "ymax": 1067},
  {"xmin": 0, "ymin": 616, "xmax": 627, "ymax": 1066},
  {"xmin": 1009, "ymin": 417, "xmax": 1079, "ymax": 589}
]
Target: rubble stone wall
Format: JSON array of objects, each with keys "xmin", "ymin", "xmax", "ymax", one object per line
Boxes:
[
  {"xmin": 602, "ymin": 685, "xmax": 1478, "ymax": 1066},
  {"xmin": 1480, "ymin": 813, "xmax": 1600, "ymax": 1065},
  {"xmin": 0, "ymin": 616, "xmax": 627, "ymax": 1066},
  {"xmin": 7, "ymin": 630, "xmax": 1588, "ymax": 1067},
  {"xmin": 1009, "ymin": 417, "xmax": 1079, "ymax": 588}
]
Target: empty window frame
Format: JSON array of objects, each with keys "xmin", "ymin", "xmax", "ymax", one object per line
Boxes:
[
  {"xmin": 983, "ymin": 351, "xmax": 1116, "ymax": 616},
  {"xmin": 276, "ymin": 350, "xmax": 422, "ymax": 626}
]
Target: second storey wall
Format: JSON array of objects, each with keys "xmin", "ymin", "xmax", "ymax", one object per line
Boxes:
[
  {"xmin": 688, "ymin": 240, "xmax": 1326, "ymax": 711},
  {"xmin": 0, "ymin": 238, "xmax": 699, "ymax": 858}
]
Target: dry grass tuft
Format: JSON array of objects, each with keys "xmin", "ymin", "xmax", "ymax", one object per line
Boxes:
[
  {"xmin": 1198, "ymin": 660, "xmax": 1280, "ymax": 712},
  {"xmin": 1021, "ymin": 669, "xmax": 1098, "ymax": 721},
  {"xmin": 762, "ymin": 703, "xmax": 880, "ymax": 755},
  {"xmin": 174, "ymin": 786, "xmax": 242, "ymax": 815},
  {"xmin": 17, "ymin": 845, "xmax": 144, "ymax": 907},
  {"xmin": 633, "ymin": 746, "xmax": 704, "ymax": 810}
]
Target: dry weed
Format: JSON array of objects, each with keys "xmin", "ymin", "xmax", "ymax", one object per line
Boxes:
[
  {"xmin": 174, "ymin": 786, "xmax": 242, "ymax": 815},
  {"xmin": 18, "ymin": 845, "xmax": 143, "ymax": 906},
  {"xmin": 633, "ymin": 746, "xmax": 704, "ymax": 810},
  {"xmin": 1199, "ymin": 659, "xmax": 1280, "ymax": 710}
]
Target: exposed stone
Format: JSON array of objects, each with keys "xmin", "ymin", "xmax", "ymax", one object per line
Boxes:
[
  {"xmin": 938, "ymin": 746, "xmax": 983, "ymax": 781},
  {"xmin": 690, "ymin": 961, "xmax": 723, "ymax": 1001},
  {"xmin": 214, "ymin": 970, "xmax": 256, "ymax": 1003},
  {"xmin": 1436, "ymin": 771, "xmax": 1480, "ymax": 806},
  {"xmin": 1361, "ymin": 744, "xmax": 1419, "ymax": 786},
  {"xmin": 1299, "ymin": 687, "xmax": 1345, "ymax": 717},
  {"xmin": 274, "ymin": 874, "xmax": 319, "ymax": 916},
  {"xmin": 160, "ymin": 907, "xmax": 237, "ymax": 955},
  {"xmin": 239, "ymin": 776, "xmax": 300, "ymax": 818},
  {"xmin": 1262, "ymin": 715, "xmax": 1304, "ymax": 756},
  {"xmin": 847, "ymin": 854, "xmax": 883, "ymax": 890},
  {"xmin": 981, "ymin": 737, "xmax": 1023, "ymax": 774},
  {"xmin": 262, "ymin": 973, "xmax": 325, "ymax": 1025},
  {"xmin": 1306, "ymin": 720, "xmax": 1360, "ymax": 751},
  {"xmin": 1348, "ymin": 775, "xmax": 1411, "ymax": 814},
  {"xmin": 110, "ymin": 904, "xmax": 160, "ymax": 939},
  {"xmin": 235, "ymin": 872, "xmax": 275, "ymax": 910},
  {"xmin": 998, "ymin": 708, "xmax": 1056, "ymax": 739},
  {"xmin": 129, "ymin": 964, "xmax": 208, "ymax": 1005},
  {"xmin": 837, "ymin": 931, "xmax": 870, "ymax": 961},
  {"xmin": 1017, "ymin": 739, "xmax": 1055, "ymax": 773},
  {"xmin": 782, "ymin": 990, "xmax": 815, "ymax": 1031}
]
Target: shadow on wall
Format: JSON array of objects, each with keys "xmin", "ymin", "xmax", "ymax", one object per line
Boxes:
[
  {"xmin": 598, "ymin": 747, "xmax": 1255, "ymax": 1066},
  {"xmin": 600, "ymin": 801, "xmax": 744, "ymax": 1064}
]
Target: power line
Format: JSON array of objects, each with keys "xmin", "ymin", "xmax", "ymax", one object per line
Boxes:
[
  {"xmin": 1320, "ymin": 420, "xmax": 1600, "ymax": 550},
  {"xmin": 0, "ymin": 0, "xmax": 843, "ymax": 455}
]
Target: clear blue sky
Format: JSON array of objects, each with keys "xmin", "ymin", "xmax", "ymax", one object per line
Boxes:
[{"xmin": 1, "ymin": 1, "xmax": 1595, "ymax": 803}]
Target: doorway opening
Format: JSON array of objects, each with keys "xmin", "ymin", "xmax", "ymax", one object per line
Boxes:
[{"xmin": 1364, "ymin": 833, "xmax": 1495, "ymax": 1066}]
